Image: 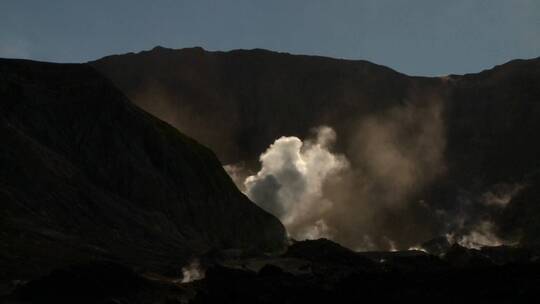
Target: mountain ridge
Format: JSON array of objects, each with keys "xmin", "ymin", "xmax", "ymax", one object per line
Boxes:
[{"xmin": 90, "ymin": 46, "xmax": 540, "ymax": 249}]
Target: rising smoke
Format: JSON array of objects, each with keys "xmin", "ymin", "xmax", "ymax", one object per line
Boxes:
[
  {"xmin": 244, "ymin": 126, "xmax": 348, "ymax": 240},
  {"xmin": 227, "ymin": 99, "xmax": 524, "ymax": 251},
  {"xmin": 323, "ymin": 100, "xmax": 447, "ymax": 250},
  {"xmin": 239, "ymin": 101, "xmax": 449, "ymax": 250}
]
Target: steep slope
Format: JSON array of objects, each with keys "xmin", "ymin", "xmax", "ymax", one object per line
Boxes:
[{"xmin": 0, "ymin": 59, "xmax": 286, "ymax": 281}]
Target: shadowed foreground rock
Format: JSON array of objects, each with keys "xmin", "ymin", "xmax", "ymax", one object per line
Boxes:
[
  {"xmin": 4, "ymin": 239, "xmax": 540, "ymax": 303},
  {"xmin": 0, "ymin": 58, "xmax": 286, "ymax": 284},
  {"xmin": 192, "ymin": 239, "xmax": 540, "ymax": 303}
]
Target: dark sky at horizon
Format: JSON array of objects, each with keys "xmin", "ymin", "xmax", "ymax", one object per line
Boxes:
[{"xmin": 1, "ymin": 0, "xmax": 539, "ymax": 76}]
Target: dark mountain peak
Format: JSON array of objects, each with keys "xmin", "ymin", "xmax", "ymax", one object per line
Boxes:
[
  {"xmin": 92, "ymin": 45, "xmax": 405, "ymax": 76},
  {"xmin": 151, "ymin": 45, "xmax": 171, "ymax": 51},
  {"xmin": 148, "ymin": 45, "xmax": 206, "ymax": 55},
  {"xmin": 450, "ymin": 56, "xmax": 540, "ymax": 80}
]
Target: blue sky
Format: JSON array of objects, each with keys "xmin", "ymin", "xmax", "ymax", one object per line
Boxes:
[{"xmin": 1, "ymin": 0, "xmax": 539, "ymax": 75}]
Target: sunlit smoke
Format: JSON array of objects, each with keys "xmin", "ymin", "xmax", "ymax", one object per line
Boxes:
[
  {"xmin": 229, "ymin": 99, "xmax": 516, "ymax": 251},
  {"xmin": 323, "ymin": 100, "xmax": 446, "ymax": 250},
  {"xmin": 240, "ymin": 100, "xmax": 448, "ymax": 250},
  {"xmin": 244, "ymin": 126, "xmax": 348, "ymax": 240}
]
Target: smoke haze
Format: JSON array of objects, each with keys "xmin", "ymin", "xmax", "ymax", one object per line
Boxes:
[
  {"xmin": 244, "ymin": 126, "xmax": 348, "ymax": 240},
  {"xmin": 452, "ymin": 221, "xmax": 508, "ymax": 249},
  {"xmin": 238, "ymin": 101, "xmax": 452, "ymax": 250},
  {"xmin": 323, "ymin": 100, "xmax": 447, "ymax": 250}
]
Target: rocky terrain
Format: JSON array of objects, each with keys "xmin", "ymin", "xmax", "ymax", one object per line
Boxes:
[
  {"xmin": 0, "ymin": 58, "xmax": 286, "ymax": 290},
  {"xmin": 3, "ymin": 239, "xmax": 540, "ymax": 303}
]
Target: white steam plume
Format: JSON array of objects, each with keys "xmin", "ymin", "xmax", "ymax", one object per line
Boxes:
[
  {"xmin": 230, "ymin": 99, "xmax": 517, "ymax": 251},
  {"xmin": 237, "ymin": 100, "xmax": 447, "ymax": 250},
  {"xmin": 244, "ymin": 126, "xmax": 348, "ymax": 240}
]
